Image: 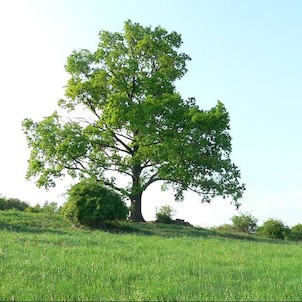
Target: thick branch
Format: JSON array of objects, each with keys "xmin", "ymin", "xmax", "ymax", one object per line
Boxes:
[
  {"xmin": 111, "ymin": 130, "xmax": 133, "ymax": 154},
  {"xmin": 156, "ymin": 177, "xmax": 214, "ymax": 199},
  {"xmin": 142, "ymin": 171, "xmax": 160, "ymax": 191},
  {"xmin": 141, "ymin": 161, "xmax": 161, "ymax": 170}
]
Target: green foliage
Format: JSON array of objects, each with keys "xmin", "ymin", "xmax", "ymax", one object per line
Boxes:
[
  {"xmin": 155, "ymin": 205, "xmax": 176, "ymax": 224},
  {"xmin": 231, "ymin": 212, "xmax": 258, "ymax": 233},
  {"xmin": 41, "ymin": 201, "xmax": 58, "ymax": 213},
  {"xmin": 25, "ymin": 204, "xmax": 42, "ymax": 213},
  {"xmin": 60, "ymin": 197, "xmax": 79, "ymax": 224},
  {"xmin": 25, "ymin": 201, "xmax": 59, "ymax": 214},
  {"xmin": 0, "ymin": 196, "xmax": 29, "ymax": 211},
  {"xmin": 290, "ymin": 224, "xmax": 302, "ymax": 241},
  {"xmin": 22, "ymin": 20, "xmax": 245, "ymax": 221},
  {"xmin": 257, "ymin": 219, "xmax": 290, "ymax": 240},
  {"xmin": 61, "ymin": 180, "xmax": 129, "ymax": 227}
]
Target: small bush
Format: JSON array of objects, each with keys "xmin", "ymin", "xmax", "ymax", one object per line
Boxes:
[
  {"xmin": 25, "ymin": 204, "xmax": 42, "ymax": 213},
  {"xmin": 212, "ymin": 224, "xmax": 237, "ymax": 233},
  {"xmin": 290, "ymin": 224, "xmax": 302, "ymax": 241},
  {"xmin": 61, "ymin": 180, "xmax": 129, "ymax": 227},
  {"xmin": 155, "ymin": 205, "xmax": 176, "ymax": 224},
  {"xmin": 231, "ymin": 212, "xmax": 258, "ymax": 233},
  {"xmin": 257, "ymin": 218, "xmax": 290, "ymax": 240},
  {"xmin": 41, "ymin": 201, "xmax": 58, "ymax": 214},
  {"xmin": 26, "ymin": 201, "xmax": 59, "ymax": 214}
]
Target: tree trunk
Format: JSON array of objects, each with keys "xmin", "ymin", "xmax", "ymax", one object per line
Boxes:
[
  {"xmin": 129, "ymin": 192, "xmax": 145, "ymax": 222},
  {"xmin": 129, "ymin": 159, "xmax": 145, "ymax": 222}
]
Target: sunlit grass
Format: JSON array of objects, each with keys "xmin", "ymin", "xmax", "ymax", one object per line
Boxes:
[{"xmin": 1, "ymin": 211, "xmax": 302, "ymax": 301}]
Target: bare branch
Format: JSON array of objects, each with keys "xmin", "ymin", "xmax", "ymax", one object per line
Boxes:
[
  {"xmin": 69, "ymin": 117, "xmax": 95, "ymax": 126},
  {"xmin": 141, "ymin": 161, "xmax": 161, "ymax": 169},
  {"xmin": 62, "ymin": 165, "xmax": 81, "ymax": 171},
  {"xmin": 73, "ymin": 158, "xmax": 88, "ymax": 171},
  {"xmin": 95, "ymin": 141, "xmax": 132, "ymax": 155},
  {"xmin": 105, "ymin": 167, "xmax": 133, "ymax": 178},
  {"xmin": 115, "ymin": 131, "xmax": 134, "ymax": 141},
  {"xmin": 103, "ymin": 180, "xmax": 130, "ymax": 197}
]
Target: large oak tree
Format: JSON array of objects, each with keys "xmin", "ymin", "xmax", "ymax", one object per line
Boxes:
[{"xmin": 22, "ymin": 20, "xmax": 245, "ymax": 222}]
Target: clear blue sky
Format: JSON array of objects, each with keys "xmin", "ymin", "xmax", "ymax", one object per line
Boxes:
[{"xmin": 0, "ymin": 0, "xmax": 301, "ymax": 226}]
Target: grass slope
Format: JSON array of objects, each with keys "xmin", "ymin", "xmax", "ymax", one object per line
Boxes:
[{"xmin": 1, "ymin": 211, "xmax": 302, "ymax": 301}]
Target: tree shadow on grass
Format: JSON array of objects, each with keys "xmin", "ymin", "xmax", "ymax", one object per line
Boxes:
[
  {"xmin": 0, "ymin": 221, "xmax": 70, "ymax": 236},
  {"xmin": 104, "ymin": 221, "xmax": 293, "ymax": 245},
  {"xmin": 0, "ymin": 213, "xmax": 295, "ymax": 245},
  {"xmin": 0, "ymin": 211, "xmax": 73, "ymax": 235}
]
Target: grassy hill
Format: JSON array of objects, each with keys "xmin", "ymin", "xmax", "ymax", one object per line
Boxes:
[{"xmin": 1, "ymin": 211, "xmax": 302, "ymax": 301}]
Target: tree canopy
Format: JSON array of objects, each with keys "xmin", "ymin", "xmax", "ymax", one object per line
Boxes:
[{"xmin": 22, "ymin": 20, "xmax": 245, "ymax": 222}]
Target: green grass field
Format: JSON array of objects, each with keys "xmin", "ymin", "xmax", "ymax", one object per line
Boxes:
[{"xmin": 1, "ymin": 211, "xmax": 302, "ymax": 301}]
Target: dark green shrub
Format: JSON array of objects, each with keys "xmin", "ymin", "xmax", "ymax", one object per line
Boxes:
[
  {"xmin": 155, "ymin": 205, "xmax": 176, "ymax": 224},
  {"xmin": 61, "ymin": 180, "xmax": 129, "ymax": 227},
  {"xmin": 257, "ymin": 218, "xmax": 290, "ymax": 240},
  {"xmin": 0, "ymin": 197, "xmax": 29, "ymax": 211},
  {"xmin": 0, "ymin": 196, "xmax": 6, "ymax": 210},
  {"xmin": 231, "ymin": 212, "xmax": 258, "ymax": 233},
  {"xmin": 290, "ymin": 224, "xmax": 302, "ymax": 241}
]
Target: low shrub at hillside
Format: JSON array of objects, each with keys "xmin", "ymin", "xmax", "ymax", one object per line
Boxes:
[
  {"xmin": 257, "ymin": 218, "xmax": 290, "ymax": 240},
  {"xmin": 231, "ymin": 213, "xmax": 258, "ymax": 233},
  {"xmin": 61, "ymin": 180, "xmax": 129, "ymax": 227},
  {"xmin": 155, "ymin": 205, "xmax": 176, "ymax": 224}
]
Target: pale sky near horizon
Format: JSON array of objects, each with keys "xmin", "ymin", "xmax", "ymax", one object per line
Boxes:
[{"xmin": 0, "ymin": 0, "xmax": 302, "ymax": 227}]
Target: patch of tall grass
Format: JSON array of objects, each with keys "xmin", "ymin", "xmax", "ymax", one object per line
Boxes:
[{"xmin": 1, "ymin": 211, "xmax": 302, "ymax": 301}]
